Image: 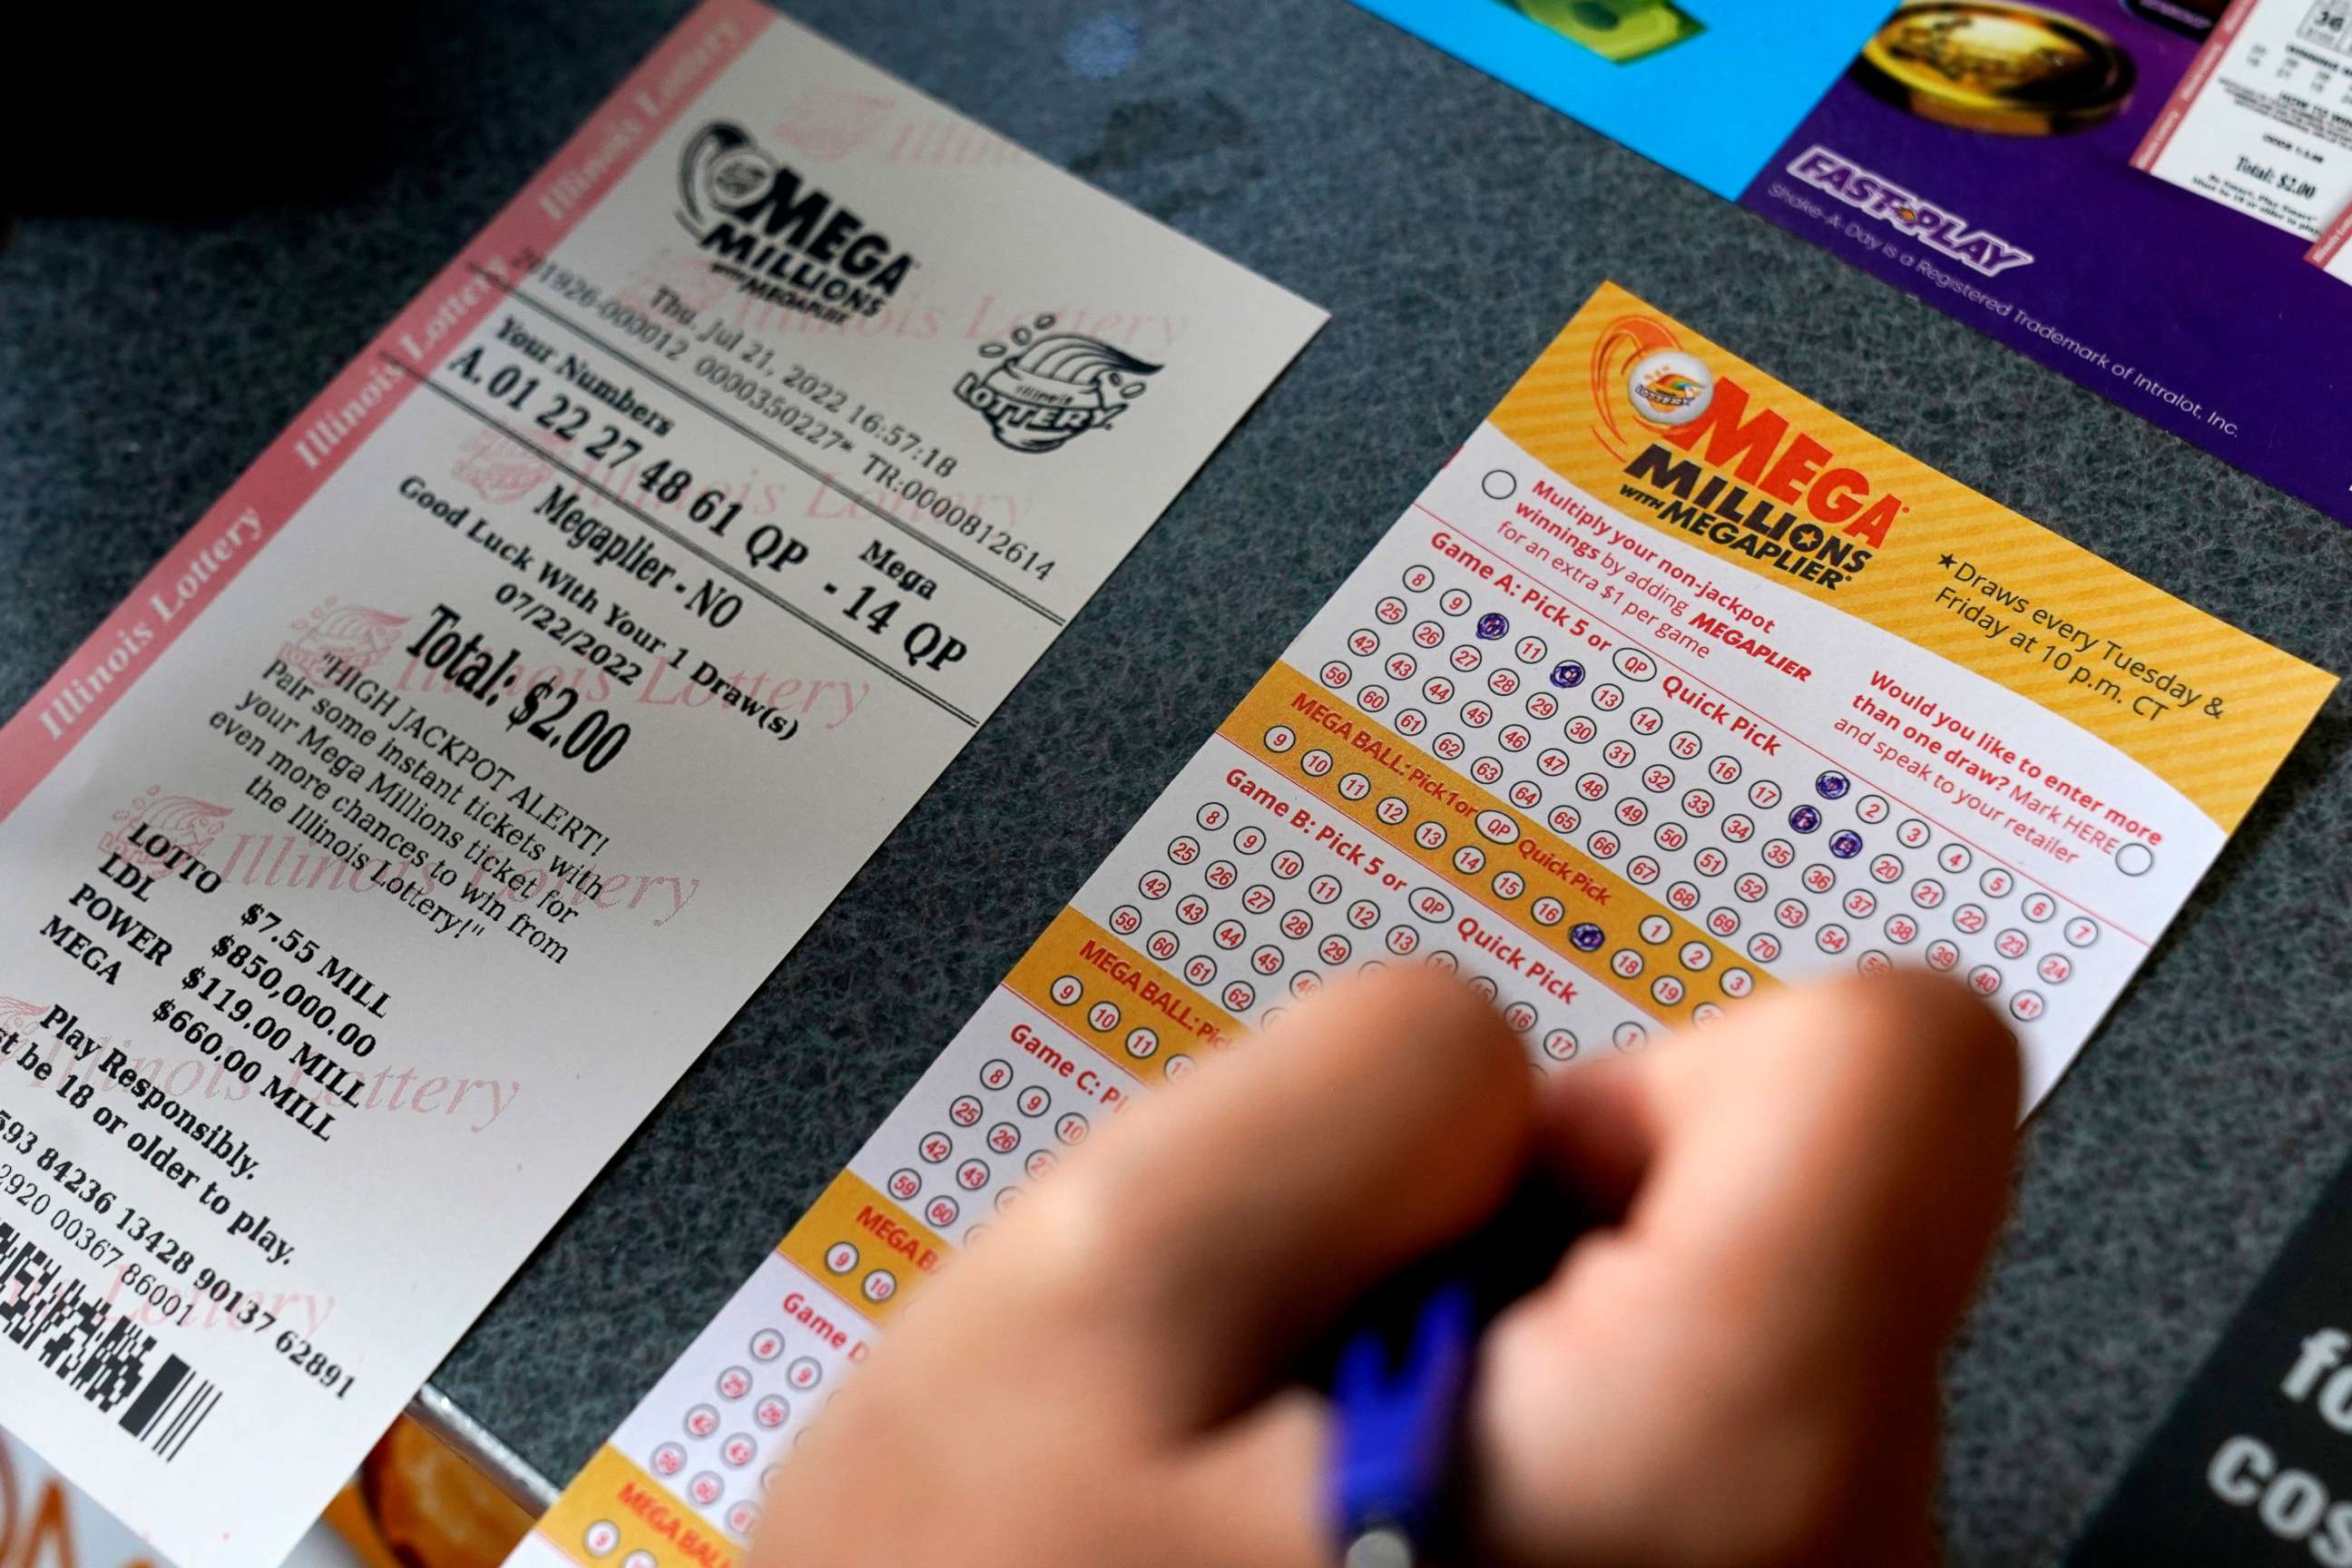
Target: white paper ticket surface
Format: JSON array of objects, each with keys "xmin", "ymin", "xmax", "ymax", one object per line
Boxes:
[
  {"xmin": 503, "ymin": 284, "xmax": 2335, "ymax": 1568},
  {"xmin": 2136, "ymin": 0, "xmax": 2352, "ymax": 237},
  {"xmin": 0, "ymin": 5, "xmax": 1322, "ymax": 1563}
]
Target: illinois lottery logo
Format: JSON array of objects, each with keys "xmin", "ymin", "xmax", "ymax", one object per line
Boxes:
[
  {"xmin": 450, "ymin": 426, "xmax": 551, "ymax": 505},
  {"xmin": 772, "ymin": 85, "xmax": 896, "ymax": 161},
  {"xmin": 1627, "ymin": 349, "xmax": 1714, "ymax": 427},
  {"xmin": 280, "ymin": 597, "xmax": 412, "ymax": 681},
  {"xmin": 101, "ymin": 785, "xmax": 230, "ymax": 869},
  {"xmin": 953, "ymin": 312, "xmax": 1162, "ymax": 455}
]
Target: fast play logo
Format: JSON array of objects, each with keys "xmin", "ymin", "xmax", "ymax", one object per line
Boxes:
[
  {"xmin": 1787, "ymin": 145, "xmax": 2034, "ymax": 277},
  {"xmin": 954, "ymin": 311, "xmax": 1161, "ymax": 455}
]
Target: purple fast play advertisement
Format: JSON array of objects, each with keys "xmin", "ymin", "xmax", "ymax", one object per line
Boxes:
[{"xmin": 1741, "ymin": 1, "xmax": 2352, "ymax": 527}]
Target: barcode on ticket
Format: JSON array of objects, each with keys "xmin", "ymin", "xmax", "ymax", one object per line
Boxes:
[
  {"xmin": 0, "ymin": 1219, "xmax": 220, "ymax": 1462},
  {"xmin": 118, "ymin": 1355, "xmax": 222, "ymax": 1462}
]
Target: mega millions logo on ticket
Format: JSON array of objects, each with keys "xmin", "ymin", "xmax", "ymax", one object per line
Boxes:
[{"xmin": 508, "ymin": 281, "xmax": 2334, "ymax": 1568}]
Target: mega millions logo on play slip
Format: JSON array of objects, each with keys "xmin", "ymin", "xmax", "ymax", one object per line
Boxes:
[
  {"xmin": 1606, "ymin": 337, "xmax": 1906, "ymax": 593},
  {"xmin": 676, "ymin": 121, "xmax": 918, "ymax": 324}
]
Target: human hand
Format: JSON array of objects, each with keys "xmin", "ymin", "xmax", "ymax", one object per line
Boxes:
[{"xmin": 755, "ymin": 967, "xmax": 2018, "ymax": 1567}]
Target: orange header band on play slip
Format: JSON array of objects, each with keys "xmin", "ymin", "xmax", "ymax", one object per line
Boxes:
[{"xmin": 1494, "ymin": 282, "xmax": 2335, "ymax": 831}]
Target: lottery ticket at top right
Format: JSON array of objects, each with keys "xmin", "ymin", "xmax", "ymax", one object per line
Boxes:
[{"xmin": 1224, "ymin": 279, "xmax": 2335, "ymax": 1109}]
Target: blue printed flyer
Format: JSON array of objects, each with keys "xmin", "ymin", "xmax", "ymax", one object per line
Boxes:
[{"xmin": 1346, "ymin": 0, "xmax": 1897, "ymax": 197}]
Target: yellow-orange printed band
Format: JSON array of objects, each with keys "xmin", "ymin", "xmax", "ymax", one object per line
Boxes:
[
  {"xmin": 775, "ymin": 1170, "xmax": 952, "ymax": 1328},
  {"xmin": 533, "ymin": 1447, "xmax": 736, "ymax": 1568},
  {"xmin": 1495, "ymin": 282, "xmax": 2335, "ymax": 830}
]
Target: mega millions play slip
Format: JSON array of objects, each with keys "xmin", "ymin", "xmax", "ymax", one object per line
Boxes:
[
  {"xmin": 505, "ymin": 283, "xmax": 2336, "ymax": 1568},
  {"xmin": 0, "ymin": 4, "xmax": 1324, "ymax": 1563}
]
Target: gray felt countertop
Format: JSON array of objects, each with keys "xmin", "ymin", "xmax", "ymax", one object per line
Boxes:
[{"xmin": 3, "ymin": 3, "xmax": 2348, "ymax": 1562}]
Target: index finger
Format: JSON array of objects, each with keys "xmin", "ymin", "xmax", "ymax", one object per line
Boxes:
[
  {"xmin": 1588, "ymin": 970, "xmax": 2021, "ymax": 1331},
  {"xmin": 1468, "ymin": 972, "xmax": 2020, "ymax": 1562}
]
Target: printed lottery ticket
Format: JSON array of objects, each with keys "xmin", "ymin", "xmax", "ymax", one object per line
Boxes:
[
  {"xmin": 504, "ymin": 282, "xmax": 2335, "ymax": 1568},
  {"xmin": 0, "ymin": 5, "xmax": 1322, "ymax": 1564},
  {"xmin": 2135, "ymin": 0, "xmax": 2352, "ymax": 237}
]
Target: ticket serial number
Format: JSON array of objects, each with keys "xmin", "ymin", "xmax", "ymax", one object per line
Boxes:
[{"xmin": 0, "ymin": 1151, "xmax": 287, "ymax": 1338}]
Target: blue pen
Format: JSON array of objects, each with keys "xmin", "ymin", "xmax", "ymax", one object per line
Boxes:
[
  {"xmin": 1325, "ymin": 1182, "xmax": 1590, "ymax": 1566},
  {"xmin": 1328, "ymin": 1278, "xmax": 1478, "ymax": 1568}
]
